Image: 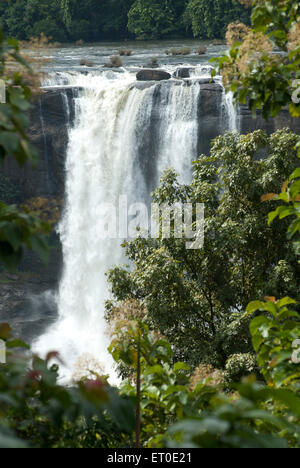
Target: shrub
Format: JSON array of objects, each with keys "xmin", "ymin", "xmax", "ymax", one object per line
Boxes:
[
  {"xmin": 196, "ymin": 46, "xmax": 207, "ymax": 55},
  {"xmin": 226, "ymin": 21, "xmax": 251, "ymax": 46},
  {"xmin": 50, "ymin": 42, "xmax": 62, "ymax": 48},
  {"xmin": 180, "ymin": 47, "xmax": 191, "ymax": 55},
  {"xmin": 171, "ymin": 48, "xmax": 191, "ymax": 56},
  {"xmin": 146, "ymin": 57, "xmax": 159, "ymax": 68},
  {"xmin": 212, "ymin": 39, "xmax": 224, "ymax": 45},
  {"xmin": 105, "ymin": 56, "xmax": 123, "ymax": 68},
  {"xmin": 22, "ymin": 197, "xmax": 62, "ymax": 226},
  {"xmin": 0, "ymin": 332, "xmax": 136, "ymax": 448},
  {"xmin": 190, "ymin": 364, "xmax": 225, "ymax": 390},
  {"xmin": 80, "ymin": 59, "xmax": 94, "ymax": 67},
  {"xmin": 224, "ymin": 353, "xmax": 258, "ymax": 384},
  {"xmin": 119, "ymin": 49, "xmax": 132, "ymax": 56}
]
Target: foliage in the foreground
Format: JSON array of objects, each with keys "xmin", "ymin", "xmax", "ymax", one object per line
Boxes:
[
  {"xmin": 106, "ymin": 129, "xmax": 300, "ymax": 369},
  {"xmin": 247, "ymin": 297, "xmax": 300, "ymax": 390},
  {"xmin": 213, "ymin": 0, "xmax": 300, "ymax": 118},
  {"xmin": 266, "ymin": 164, "xmax": 300, "ymax": 251},
  {"xmin": 0, "ymin": 325, "xmax": 136, "ymax": 448},
  {"xmin": 165, "ymin": 380, "xmax": 300, "ymax": 448},
  {"xmin": 2, "ymin": 296, "xmax": 300, "ymax": 449}
]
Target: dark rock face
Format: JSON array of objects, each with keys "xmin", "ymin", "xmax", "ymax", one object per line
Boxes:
[
  {"xmin": 174, "ymin": 67, "xmax": 191, "ymax": 79},
  {"xmin": 239, "ymin": 104, "xmax": 300, "ymax": 135},
  {"xmin": 0, "ymin": 235, "xmax": 61, "ymax": 343},
  {"xmin": 137, "ymin": 69, "xmax": 171, "ymax": 81},
  {"xmin": 174, "ymin": 66, "xmax": 214, "ymax": 79},
  {"xmin": 197, "ymin": 82, "xmax": 224, "ymax": 155},
  {"xmin": 130, "ymin": 81, "xmax": 157, "ymax": 91},
  {"xmin": 3, "ymin": 81, "xmax": 298, "ymax": 204},
  {"xmin": 2, "ymin": 87, "xmax": 78, "ymax": 200},
  {"xmin": 187, "ymin": 78, "xmax": 215, "ymax": 85},
  {"xmin": 0, "ymin": 88, "xmax": 75, "ymax": 341}
]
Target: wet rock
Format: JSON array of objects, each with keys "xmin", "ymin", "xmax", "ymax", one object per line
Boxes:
[
  {"xmin": 2, "ymin": 87, "xmax": 80, "ymax": 201},
  {"xmin": 174, "ymin": 67, "xmax": 191, "ymax": 79},
  {"xmin": 136, "ymin": 69, "xmax": 171, "ymax": 81},
  {"xmin": 0, "ymin": 234, "xmax": 61, "ymax": 344},
  {"xmin": 185, "ymin": 78, "xmax": 215, "ymax": 85},
  {"xmin": 80, "ymin": 59, "xmax": 94, "ymax": 67},
  {"xmin": 200, "ymin": 66, "xmax": 214, "ymax": 75},
  {"xmin": 130, "ymin": 81, "xmax": 157, "ymax": 91},
  {"xmin": 239, "ymin": 103, "xmax": 300, "ymax": 135}
]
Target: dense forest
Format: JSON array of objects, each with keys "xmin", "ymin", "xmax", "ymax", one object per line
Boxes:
[{"xmin": 0, "ymin": 0, "xmax": 251, "ymax": 42}]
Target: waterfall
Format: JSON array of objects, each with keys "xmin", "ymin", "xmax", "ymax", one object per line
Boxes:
[
  {"xmin": 39, "ymin": 99, "xmax": 54, "ymax": 196},
  {"xmin": 155, "ymin": 81, "xmax": 201, "ymax": 182},
  {"xmin": 33, "ymin": 71, "xmax": 237, "ymax": 382},
  {"xmin": 221, "ymin": 86, "xmax": 240, "ymax": 133}
]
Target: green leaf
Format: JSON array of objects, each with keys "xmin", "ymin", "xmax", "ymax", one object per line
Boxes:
[
  {"xmin": 6, "ymin": 339, "xmax": 30, "ymax": 350},
  {"xmin": 277, "ymin": 297, "xmax": 297, "ymax": 308},
  {"xmin": 173, "ymin": 362, "xmax": 190, "ymax": 372}
]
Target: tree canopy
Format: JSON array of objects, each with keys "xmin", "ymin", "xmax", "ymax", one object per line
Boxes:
[
  {"xmin": 184, "ymin": 0, "xmax": 250, "ymax": 39},
  {"xmin": 0, "ymin": 0, "xmax": 251, "ymax": 42},
  {"xmin": 106, "ymin": 129, "xmax": 300, "ymax": 370}
]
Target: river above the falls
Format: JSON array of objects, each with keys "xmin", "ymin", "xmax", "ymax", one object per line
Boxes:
[{"xmin": 35, "ymin": 39, "xmax": 227, "ymax": 73}]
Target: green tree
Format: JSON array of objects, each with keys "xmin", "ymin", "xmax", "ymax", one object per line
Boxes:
[
  {"xmin": 68, "ymin": 0, "xmax": 136, "ymax": 41},
  {"xmin": 185, "ymin": 0, "xmax": 251, "ymax": 39},
  {"xmin": 128, "ymin": 0, "xmax": 187, "ymax": 39},
  {"xmin": 1, "ymin": 0, "xmax": 27, "ymax": 40},
  {"xmin": 23, "ymin": 0, "xmax": 68, "ymax": 42},
  {"xmin": 106, "ymin": 129, "xmax": 299, "ymax": 369},
  {"xmin": 2, "ymin": 0, "xmax": 68, "ymax": 42},
  {"xmin": 0, "ymin": 0, "xmax": 255, "ymax": 42}
]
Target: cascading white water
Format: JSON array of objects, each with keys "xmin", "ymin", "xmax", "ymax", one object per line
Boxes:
[
  {"xmin": 156, "ymin": 81, "xmax": 201, "ymax": 182},
  {"xmin": 34, "ymin": 70, "xmax": 237, "ymax": 382},
  {"xmin": 221, "ymin": 87, "xmax": 239, "ymax": 133}
]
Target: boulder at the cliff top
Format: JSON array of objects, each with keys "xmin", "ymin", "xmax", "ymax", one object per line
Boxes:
[
  {"xmin": 136, "ymin": 69, "xmax": 171, "ymax": 81},
  {"xmin": 174, "ymin": 67, "xmax": 191, "ymax": 79}
]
